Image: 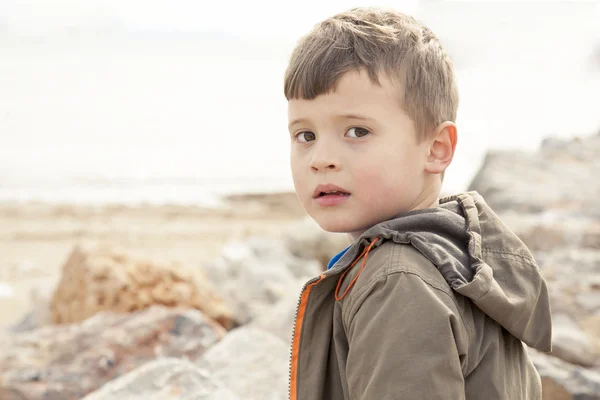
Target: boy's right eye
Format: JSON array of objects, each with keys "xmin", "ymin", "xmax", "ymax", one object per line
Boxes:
[{"xmin": 295, "ymin": 131, "xmax": 316, "ymax": 143}]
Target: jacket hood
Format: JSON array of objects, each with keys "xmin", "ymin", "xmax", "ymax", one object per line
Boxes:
[{"xmin": 331, "ymin": 191, "xmax": 552, "ymax": 351}]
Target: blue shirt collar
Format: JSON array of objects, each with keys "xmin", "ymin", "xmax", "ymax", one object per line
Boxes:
[{"xmin": 327, "ymin": 246, "xmax": 351, "ymax": 270}]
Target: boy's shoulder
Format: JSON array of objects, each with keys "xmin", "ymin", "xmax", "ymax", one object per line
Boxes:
[
  {"xmin": 337, "ymin": 239, "xmax": 458, "ymax": 306},
  {"xmin": 335, "ymin": 238, "xmax": 475, "ymax": 345}
]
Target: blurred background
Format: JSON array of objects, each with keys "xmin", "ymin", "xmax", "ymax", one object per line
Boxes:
[
  {"xmin": 1, "ymin": 1, "xmax": 600, "ymax": 398},
  {"xmin": 1, "ymin": 0, "xmax": 598, "ymax": 205}
]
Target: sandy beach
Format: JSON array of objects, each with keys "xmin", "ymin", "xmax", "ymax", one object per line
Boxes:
[{"xmin": 0, "ymin": 192, "xmax": 306, "ymax": 330}]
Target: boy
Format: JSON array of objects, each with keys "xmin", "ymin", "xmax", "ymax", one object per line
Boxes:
[{"xmin": 285, "ymin": 7, "xmax": 552, "ymax": 400}]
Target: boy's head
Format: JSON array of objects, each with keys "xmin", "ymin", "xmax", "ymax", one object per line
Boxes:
[{"xmin": 285, "ymin": 7, "xmax": 459, "ymax": 239}]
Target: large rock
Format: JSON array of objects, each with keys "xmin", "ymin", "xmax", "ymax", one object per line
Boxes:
[
  {"xmin": 0, "ymin": 306, "xmax": 225, "ymax": 400},
  {"xmin": 8, "ymin": 279, "xmax": 55, "ymax": 333},
  {"xmin": 528, "ymin": 348, "xmax": 600, "ymax": 399},
  {"xmin": 551, "ymin": 314, "xmax": 598, "ymax": 368},
  {"xmin": 469, "ymin": 134, "xmax": 600, "ymax": 217},
  {"xmin": 497, "ymin": 214, "xmax": 600, "ymax": 252},
  {"xmin": 206, "ymin": 237, "xmax": 320, "ymax": 325},
  {"xmin": 250, "ymin": 278, "xmax": 306, "ymax": 343},
  {"xmin": 204, "ymin": 219, "xmax": 346, "ymax": 327},
  {"xmin": 50, "ymin": 244, "xmax": 234, "ymax": 329},
  {"xmin": 197, "ymin": 327, "xmax": 290, "ymax": 400},
  {"xmin": 82, "ymin": 358, "xmax": 239, "ymax": 400},
  {"xmin": 470, "ymin": 133, "xmax": 600, "ymax": 395}
]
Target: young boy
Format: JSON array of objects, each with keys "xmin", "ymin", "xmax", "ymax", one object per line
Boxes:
[{"xmin": 285, "ymin": 8, "xmax": 552, "ymax": 400}]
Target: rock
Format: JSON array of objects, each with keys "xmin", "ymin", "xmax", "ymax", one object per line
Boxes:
[
  {"xmin": 469, "ymin": 132, "xmax": 600, "ymax": 396},
  {"xmin": 206, "ymin": 237, "xmax": 320, "ymax": 325},
  {"xmin": 50, "ymin": 244, "xmax": 234, "ymax": 329},
  {"xmin": 469, "ymin": 134, "xmax": 600, "ymax": 217},
  {"xmin": 535, "ymin": 249, "xmax": 600, "ymax": 285},
  {"xmin": 0, "ymin": 306, "xmax": 225, "ymax": 400},
  {"xmin": 284, "ymin": 216, "xmax": 349, "ymax": 270},
  {"xmin": 528, "ymin": 348, "xmax": 600, "ymax": 399},
  {"xmin": 551, "ymin": 314, "xmax": 598, "ymax": 368},
  {"xmin": 250, "ymin": 278, "xmax": 306, "ymax": 343},
  {"xmin": 576, "ymin": 291, "xmax": 600, "ymax": 314},
  {"xmin": 7, "ymin": 311, "xmax": 40, "ymax": 334},
  {"xmin": 498, "ymin": 214, "xmax": 600, "ymax": 252},
  {"xmin": 82, "ymin": 358, "xmax": 239, "ymax": 400},
  {"xmin": 197, "ymin": 326, "xmax": 289, "ymax": 400},
  {"xmin": 8, "ymin": 279, "xmax": 55, "ymax": 333},
  {"xmin": 580, "ymin": 315, "xmax": 600, "ymax": 358}
]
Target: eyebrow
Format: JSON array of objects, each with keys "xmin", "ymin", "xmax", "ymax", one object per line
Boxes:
[
  {"xmin": 288, "ymin": 114, "xmax": 372, "ymax": 130},
  {"xmin": 335, "ymin": 113, "xmax": 372, "ymax": 122},
  {"xmin": 288, "ymin": 118, "xmax": 308, "ymax": 130}
]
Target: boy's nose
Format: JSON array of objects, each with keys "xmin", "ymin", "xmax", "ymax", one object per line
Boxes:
[
  {"xmin": 309, "ymin": 150, "xmax": 340, "ymax": 172},
  {"xmin": 310, "ymin": 162, "xmax": 338, "ymax": 172},
  {"xmin": 308, "ymin": 138, "xmax": 341, "ymax": 172}
]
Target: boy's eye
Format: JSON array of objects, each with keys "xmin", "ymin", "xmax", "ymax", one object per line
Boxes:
[
  {"xmin": 346, "ymin": 127, "xmax": 370, "ymax": 138},
  {"xmin": 295, "ymin": 131, "xmax": 316, "ymax": 143}
]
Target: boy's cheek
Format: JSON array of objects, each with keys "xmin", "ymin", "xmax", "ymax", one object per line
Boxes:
[
  {"xmin": 290, "ymin": 169, "xmax": 309, "ymax": 199},
  {"xmin": 290, "ymin": 154, "xmax": 312, "ymax": 184},
  {"xmin": 289, "ymin": 151, "xmax": 306, "ymax": 173},
  {"xmin": 354, "ymin": 167, "xmax": 385, "ymax": 188}
]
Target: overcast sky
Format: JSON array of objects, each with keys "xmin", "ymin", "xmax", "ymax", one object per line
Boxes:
[{"xmin": 0, "ymin": 0, "xmax": 420, "ymax": 38}]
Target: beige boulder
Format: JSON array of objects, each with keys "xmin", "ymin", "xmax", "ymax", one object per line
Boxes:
[
  {"xmin": 50, "ymin": 244, "xmax": 234, "ymax": 329},
  {"xmin": 197, "ymin": 326, "xmax": 290, "ymax": 400},
  {"xmin": 528, "ymin": 348, "xmax": 600, "ymax": 399},
  {"xmin": 206, "ymin": 238, "xmax": 320, "ymax": 325},
  {"xmin": 469, "ymin": 134, "xmax": 600, "ymax": 217},
  {"xmin": 551, "ymin": 314, "xmax": 598, "ymax": 368},
  {"xmin": 250, "ymin": 278, "xmax": 307, "ymax": 342},
  {"xmin": 83, "ymin": 358, "xmax": 239, "ymax": 400}
]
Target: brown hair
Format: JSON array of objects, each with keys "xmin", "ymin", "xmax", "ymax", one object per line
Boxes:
[{"xmin": 284, "ymin": 7, "xmax": 459, "ymax": 141}]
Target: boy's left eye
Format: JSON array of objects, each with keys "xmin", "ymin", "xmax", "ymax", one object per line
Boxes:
[{"xmin": 345, "ymin": 127, "xmax": 370, "ymax": 138}]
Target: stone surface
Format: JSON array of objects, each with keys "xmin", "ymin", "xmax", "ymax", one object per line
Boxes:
[
  {"xmin": 469, "ymin": 134, "xmax": 600, "ymax": 217},
  {"xmin": 82, "ymin": 358, "xmax": 239, "ymax": 400},
  {"xmin": 249, "ymin": 278, "xmax": 305, "ymax": 343},
  {"xmin": 580, "ymin": 315, "xmax": 600, "ymax": 358},
  {"xmin": 8, "ymin": 280, "xmax": 55, "ymax": 333},
  {"xmin": 528, "ymin": 348, "xmax": 600, "ymax": 399},
  {"xmin": 50, "ymin": 244, "xmax": 234, "ymax": 329},
  {"xmin": 470, "ymin": 133, "xmax": 600, "ymax": 396},
  {"xmin": 197, "ymin": 326, "xmax": 290, "ymax": 400},
  {"xmin": 576, "ymin": 291, "xmax": 600, "ymax": 314},
  {"xmin": 284, "ymin": 216, "xmax": 349, "ymax": 270},
  {"xmin": 0, "ymin": 306, "xmax": 225, "ymax": 400},
  {"xmin": 551, "ymin": 314, "xmax": 598, "ymax": 368},
  {"xmin": 498, "ymin": 214, "xmax": 600, "ymax": 252},
  {"xmin": 206, "ymin": 237, "xmax": 320, "ymax": 325}
]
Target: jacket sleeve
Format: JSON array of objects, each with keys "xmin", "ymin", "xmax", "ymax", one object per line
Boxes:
[{"xmin": 344, "ymin": 271, "xmax": 468, "ymax": 400}]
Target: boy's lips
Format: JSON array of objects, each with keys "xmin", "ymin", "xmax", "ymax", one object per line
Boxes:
[
  {"xmin": 312, "ymin": 184, "xmax": 351, "ymax": 206},
  {"xmin": 312, "ymin": 184, "xmax": 351, "ymax": 198}
]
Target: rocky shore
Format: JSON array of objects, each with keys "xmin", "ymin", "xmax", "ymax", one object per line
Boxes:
[
  {"xmin": 0, "ymin": 133, "xmax": 599, "ymax": 399},
  {"xmin": 469, "ymin": 133, "xmax": 600, "ymax": 398}
]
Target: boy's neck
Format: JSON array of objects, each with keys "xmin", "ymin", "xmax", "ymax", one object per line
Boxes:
[{"xmin": 346, "ymin": 194, "xmax": 441, "ymax": 242}]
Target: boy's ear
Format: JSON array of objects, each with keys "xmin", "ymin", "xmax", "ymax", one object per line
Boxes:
[{"xmin": 425, "ymin": 121, "xmax": 457, "ymax": 174}]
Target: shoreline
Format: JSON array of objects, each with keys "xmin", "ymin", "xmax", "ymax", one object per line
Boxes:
[{"xmin": 0, "ymin": 191, "xmax": 306, "ymax": 330}]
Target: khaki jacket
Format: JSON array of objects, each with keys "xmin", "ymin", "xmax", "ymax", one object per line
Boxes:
[{"xmin": 289, "ymin": 192, "xmax": 552, "ymax": 400}]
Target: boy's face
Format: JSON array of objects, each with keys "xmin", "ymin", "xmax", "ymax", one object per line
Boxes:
[{"xmin": 288, "ymin": 69, "xmax": 437, "ymax": 239}]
